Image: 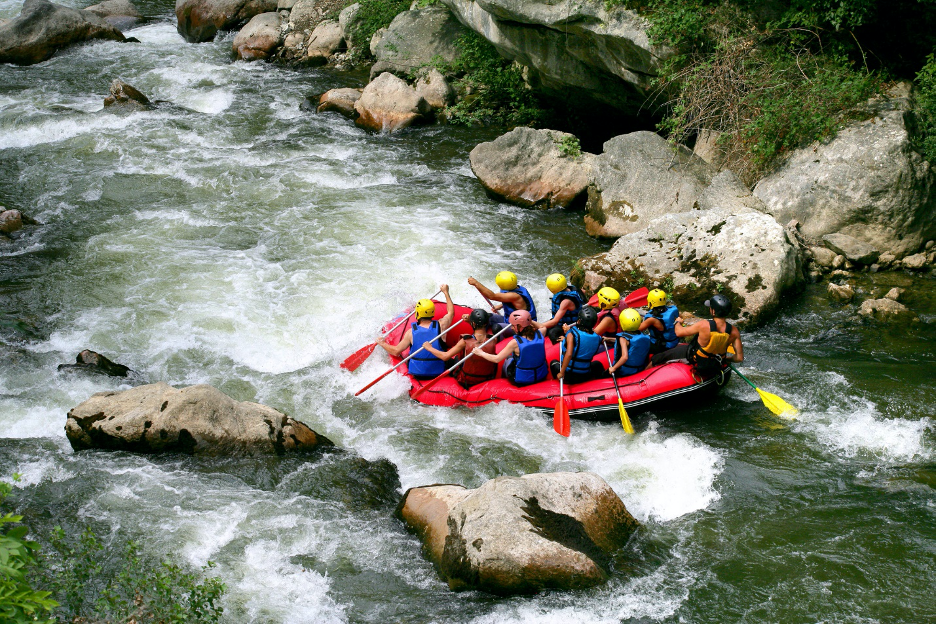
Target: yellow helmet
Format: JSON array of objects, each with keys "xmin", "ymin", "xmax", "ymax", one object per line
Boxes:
[
  {"xmin": 619, "ymin": 308, "xmax": 642, "ymax": 332},
  {"xmin": 495, "ymin": 271, "xmax": 517, "ymax": 291},
  {"xmin": 546, "ymin": 273, "xmax": 567, "ymax": 294},
  {"xmin": 648, "ymin": 288, "xmax": 668, "ymax": 308},
  {"xmin": 596, "ymin": 287, "xmax": 620, "ymax": 310},
  {"xmin": 415, "ymin": 299, "xmax": 435, "ymax": 319}
]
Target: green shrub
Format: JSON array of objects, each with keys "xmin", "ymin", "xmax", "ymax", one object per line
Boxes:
[
  {"xmin": 345, "ymin": 0, "xmax": 411, "ymax": 51},
  {"xmin": 557, "ymin": 135, "xmax": 582, "ymax": 158},
  {"xmin": 0, "ymin": 478, "xmax": 57, "ymax": 624},
  {"xmin": 914, "ymin": 52, "xmax": 936, "ymax": 163}
]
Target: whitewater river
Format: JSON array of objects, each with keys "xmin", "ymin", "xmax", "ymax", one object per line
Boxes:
[{"xmin": 1, "ymin": 1, "xmax": 934, "ymax": 622}]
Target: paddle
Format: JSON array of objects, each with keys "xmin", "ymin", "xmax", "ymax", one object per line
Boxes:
[
  {"xmin": 340, "ymin": 290, "xmax": 442, "ymax": 371},
  {"xmin": 623, "ymin": 286, "xmax": 650, "ymax": 309},
  {"xmin": 729, "ymin": 364, "xmax": 799, "ymax": 418},
  {"xmin": 411, "ymin": 325, "xmax": 512, "ymax": 399},
  {"xmin": 554, "ymin": 378, "xmax": 570, "ymax": 437},
  {"xmin": 354, "ymin": 321, "xmax": 460, "ymax": 396},
  {"xmin": 603, "ymin": 345, "xmax": 635, "ymax": 434}
]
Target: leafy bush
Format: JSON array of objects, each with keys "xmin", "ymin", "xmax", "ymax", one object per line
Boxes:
[
  {"xmin": 914, "ymin": 53, "xmax": 936, "ymax": 163},
  {"xmin": 345, "ymin": 0, "xmax": 411, "ymax": 52},
  {"xmin": 0, "ymin": 478, "xmax": 57, "ymax": 624},
  {"xmin": 557, "ymin": 135, "xmax": 582, "ymax": 158}
]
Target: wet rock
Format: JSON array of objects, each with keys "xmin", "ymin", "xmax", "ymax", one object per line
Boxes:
[
  {"xmin": 176, "ymin": 0, "xmax": 278, "ymax": 44},
  {"xmin": 317, "ymin": 88, "xmax": 361, "ymax": 119},
  {"xmin": 810, "ymin": 245, "xmax": 837, "ymax": 269},
  {"xmin": 885, "ymin": 287, "xmax": 905, "ymax": 301},
  {"xmin": 354, "ymin": 72, "xmax": 432, "ymax": 133},
  {"xmin": 0, "ymin": 210, "xmax": 23, "ymax": 234},
  {"xmin": 232, "ymin": 11, "xmax": 282, "ymax": 61},
  {"xmin": 576, "ymin": 206, "xmax": 801, "ymax": 325},
  {"xmin": 584, "ymin": 131, "xmax": 714, "ymax": 239},
  {"xmin": 827, "ymin": 282, "xmax": 855, "ymax": 303},
  {"xmin": 469, "ymin": 127, "xmax": 594, "ymax": 210},
  {"xmin": 0, "ymin": 0, "xmax": 126, "ymax": 65},
  {"xmin": 415, "ymin": 67, "xmax": 454, "ymax": 110},
  {"xmin": 438, "ymin": 0, "xmax": 670, "ymax": 115},
  {"xmin": 103, "ymin": 79, "xmax": 151, "ymax": 110},
  {"xmin": 754, "ymin": 83, "xmax": 936, "ymax": 258},
  {"xmin": 58, "ymin": 349, "xmax": 131, "ymax": 377},
  {"xmin": 83, "ymin": 0, "xmax": 140, "ymax": 30},
  {"xmin": 396, "ymin": 472, "xmax": 638, "ymax": 595},
  {"xmin": 901, "ymin": 253, "xmax": 928, "ymax": 271},
  {"xmin": 303, "ymin": 19, "xmax": 343, "ymax": 64},
  {"xmin": 821, "ymin": 233, "xmax": 880, "ymax": 266},
  {"xmin": 66, "ymin": 382, "xmax": 333, "ymax": 455},
  {"xmin": 369, "ymin": 7, "xmax": 468, "ymax": 80},
  {"xmin": 858, "ymin": 298, "xmax": 919, "ymax": 323}
]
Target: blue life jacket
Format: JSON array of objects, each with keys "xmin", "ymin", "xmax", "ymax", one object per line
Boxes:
[
  {"xmin": 408, "ymin": 321, "xmax": 445, "ymax": 378},
  {"xmin": 550, "ymin": 287, "xmax": 584, "ymax": 326},
  {"xmin": 513, "ymin": 332, "xmax": 548, "ymax": 385},
  {"xmin": 562, "ymin": 326, "xmax": 603, "ymax": 375},
  {"xmin": 613, "ymin": 331, "xmax": 652, "ymax": 377},
  {"xmin": 501, "ymin": 284, "xmax": 538, "ymax": 321},
  {"xmin": 644, "ymin": 304, "xmax": 680, "ymax": 349}
]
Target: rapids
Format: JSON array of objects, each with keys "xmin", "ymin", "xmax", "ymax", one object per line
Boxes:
[{"xmin": 1, "ymin": 2, "xmax": 934, "ymax": 621}]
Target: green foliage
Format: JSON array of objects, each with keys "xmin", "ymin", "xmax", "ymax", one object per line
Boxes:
[
  {"xmin": 914, "ymin": 53, "xmax": 936, "ymax": 163},
  {"xmin": 41, "ymin": 527, "xmax": 225, "ymax": 624},
  {"xmin": 0, "ymin": 478, "xmax": 57, "ymax": 624},
  {"xmin": 557, "ymin": 135, "xmax": 582, "ymax": 158},
  {"xmin": 441, "ymin": 32, "xmax": 545, "ymax": 126},
  {"xmin": 346, "ymin": 0, "xmax": 411, "ymax": 50}
]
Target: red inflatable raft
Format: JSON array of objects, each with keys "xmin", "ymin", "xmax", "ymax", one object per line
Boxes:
[{"xmin": 382, "ymin": 302, "xmax": 730, "ymax": 422}]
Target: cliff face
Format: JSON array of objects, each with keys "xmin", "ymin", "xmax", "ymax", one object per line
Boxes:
[{"xmin": 438, "ymin": 0, "xmax": 671, "ymax": 115}]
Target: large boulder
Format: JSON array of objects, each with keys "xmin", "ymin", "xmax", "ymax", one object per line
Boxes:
[
  {"xmin": 396, "ymin": 472, "xmax": 638, "ymax": 595},
  {"xmin": 753, "ymin": 83, "xmax": 936, "ymax": 258},
  {"xmin": 821, "ymin": 232, "xmax": 880, "ymax": 266},
  {"xmin": 414, "ymin": 67, "xmax": 454, "ymax": 109},
  {"xmin": 469, "ymin": 126, "xmax": 594, "ymax": 209},
  {"xmin": 304, "ymin": 19, "xmax": 343, "ymax": 64},
  {"xmin": 175, "ymin": 0, "xmax": 278, "ymax": 43},
  {"xmin": 585, "ymin": 131, "xmax": 716, "ymax": 239},
  {"xmin": 232, "ymin": 11, "xmax": 282, "ymax": 61},
  {"xmin": 0, "ymin": 0, "xmax": 126, "ymax": 65},
  {"xmin": 317, "ymin": 87, "xmax": 361, "ymax": 119},
  {"xmin": 369, "ymin": 7, "xmax": 469, "ymax": 80},
  {"xmin": 83, "ymin": 0, "xmax": 140, "ymax": 30},
  {"xmin": 438, "ymin": 0, "xmax": 670, "ymax": 114},
  {"xmin": 66, "ymin": 382, "xmax": 332, "ymax": 455},
  {"xmin": 575, "ymin": 181, "xmax": 802, "ymax": 325},
  {"xmin": 354, "ymin": 72, "xmax": 432, "ymax": 133}
]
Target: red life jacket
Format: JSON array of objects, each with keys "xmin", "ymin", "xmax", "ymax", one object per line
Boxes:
[{"xmin": 456, "ymin": 334, "xmax": 497, "ymax": 388}]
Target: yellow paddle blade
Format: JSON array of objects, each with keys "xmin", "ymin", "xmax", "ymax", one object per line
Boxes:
[
  {"xmin": 757, "ymin": 388, "xmax": 798, "ymax": 419},
  {"xmin": 618, "ymin": 399, "xmax": 635, "ymax": 434}
]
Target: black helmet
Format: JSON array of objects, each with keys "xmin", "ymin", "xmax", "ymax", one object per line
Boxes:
[
  {"xmin": 704, "ymin": 294, "xmax": 732, "ymax": 317},
  {"xmin": 468, "ymin": 308, "xmax": 490, "ymax": 329},
  {"xmin": 577, "ymin": 305, "xmax": 598, "ymax": 330}
]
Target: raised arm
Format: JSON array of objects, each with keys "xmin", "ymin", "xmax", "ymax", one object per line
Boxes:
[
  {"xmin": 467, "ymin": 277, "xmax": 521, "ymax": 309},
  {"xmin": 438, "ymin": 284, "xmax": 455, "ymax": 331}
]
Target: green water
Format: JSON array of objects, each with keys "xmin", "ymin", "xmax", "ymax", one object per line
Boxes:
[{"xmin": 1, "ymin": 3, "xmax": 934, "ymax": 622}]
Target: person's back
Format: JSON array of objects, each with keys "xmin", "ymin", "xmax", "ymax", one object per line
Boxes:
[
  {"xmin": 551, "ymin": 306, "xmax": 605, "ymax": 384},
  {"xmin": 641, "ymin": 289, "xmax": 680, "ymax": 353},
  {"xmin": 510, "ymin": 328, "xmax": 548, "ymax": 385},
  {"xmin": 456, "ymin": 332, "xmax": 497, "ymax": 388},
  {"xmin": 613, "ymin": 308, "xmax": 652, "ymax": 376},
  {"xmin": 539, "ymin": 273, "xmax": 585, "ymax": 343},
  {"xmin": 409, "ymin": 317, "xmax": 446, "ymax": 378}
]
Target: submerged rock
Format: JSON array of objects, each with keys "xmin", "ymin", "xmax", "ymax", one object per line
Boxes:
[
  {"xmin": 469, "ymin": 127, "xmax": 594, "ymax": 209},
  {"xmin": 354, "ymin": 72, "xmax": 431, "ymax": 133},
  {"xmin": 175, "ymin": 0, "xmax": 278, "ymax": 43},
  {"xmin": 232, "ymin": 11, "xmax": 282, "ymax": 61},
  {"xmin": 0, "ymin": 0, "xmax": 126, "ymax": 65},
  {"xmin": 397, "ymin": 472, "xmax": 638, "ymax": 595},
  {"xmin": 58, "ymin": 349, "xmax": 131, "ymax": 377},
  {"xmin": 103, "ymin": 79, "xmax": 152, "ymax": 110},
  {"xmin": 66, "ymin": 382, "xmax": 332, "ymax": 455},
  {"xmin": 858, "ymin": 297, "xmax": 919, "ymax": 323}
]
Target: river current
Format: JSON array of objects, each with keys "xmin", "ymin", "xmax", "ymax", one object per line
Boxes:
[{"xmin": 1, "ymin": 1, "xmax": 934, "ymax": 622}]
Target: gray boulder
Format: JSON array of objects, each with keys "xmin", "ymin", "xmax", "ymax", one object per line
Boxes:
[
  {"xmin": 354, "ymin": 72, "xmax": 432, "ymax": 133},
  {"xmin": 370, "ymin": 8, "xmax": 468, "ymax": 80},
  {"xmin": 232, "ymin": 11, "xmax": 282, "ymax": 60},
  {"xmin": 176, "ymin": 0, "xmax": 278, "ymax": 43},
  {"xmin": 83, "ymin": 0, "xmax": 140, "ymax": 30},
  {"xmin": 439, "ymin": 0, "xmax": 670, "ymax": 114},
  {"xmin": 469, "ymin": 126, "xmax": 594, "ymax": 209},
  {"xmin": 317, "ymin": 87, "xmax": 361, "ymax": 119},
  {"xmin": 585, "ymin": 131, "xmax": 715, "ymax": 239},
  {"xmin": 415, "ymin": 67, "xmax": 454, "ymax": 109},
  {"xmin": 0, "ymin": 0, "xmax": 126, "ymax": 65},
  {"xmin": 753, "ymin": 83, "xmax": 936, "ymax": 258},
  {"xmin": 576, "ymin": 205, "xmax": 802, "ymax": 325},
  {"xmin": 396, "ymin": 472, "xmax": 638, "ymax": 594},
  {"xmin": 66, "ymin": 382, "xmax": 332, "ymax": 455},
  {"xmin": 102, "ymin": 79, "xmax": 151, "ymax": 110},
  {"xmin": 821, "ymin": 233, "xmax": 880, "ymax": 266},
  {"xmin": 338, "ymin": 2, "xmax": 360, "ymax": 49},
  {"xmin": 304, "ymin": 18, "xmax": 343, "ymax": 64}
]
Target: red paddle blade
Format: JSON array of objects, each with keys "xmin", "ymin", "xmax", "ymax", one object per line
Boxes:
[
  {"xmin": 553, "ymin": 400, "xmax": 570, "ymax": 437},
  {"xmin": 624, "ymin": 287, "xmax": 650, "ymax": 308},
  {"xmin": 341, "ymin": 342, "xmax": 377, "ymax": 371}
]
